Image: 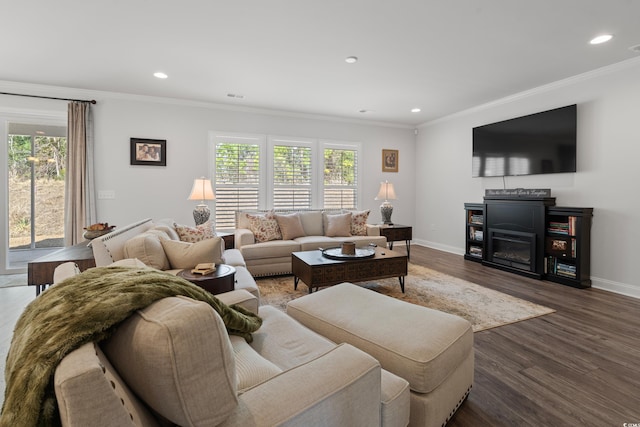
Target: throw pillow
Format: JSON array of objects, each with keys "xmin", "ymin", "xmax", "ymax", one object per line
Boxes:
[
  {"xmin": 123, "ymin": 230, "xmax": 172, "ymax": 270},
  {"xmin": 350, "ymin": 209, "xmax": 370, "ymax": 236},
  {"xmin": 324, "ymin": 212, "xmax": 353, "ymax": 237},
  {"xmin": 275, "ymin": 213, "xmax": 306, "ymax": 240},
  {"xmin": 246, "ymin": 211, "xmax": 282, "ymax": 242},
  {"xmin": 161, "ymin": 237, "xmax": 224, "ymax": 269},
  {"xmin": 174, "ymin": 220, "xmax": 215, "ymax": 243}
]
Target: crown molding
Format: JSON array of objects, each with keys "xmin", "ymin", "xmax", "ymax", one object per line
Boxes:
[
  {"xmin": 418, "ymin": 56, "xmax": 640, "ymax": 129},
  {"xmin": 0, "ymin": 80, "xmax": 413, "ymax": 130}
]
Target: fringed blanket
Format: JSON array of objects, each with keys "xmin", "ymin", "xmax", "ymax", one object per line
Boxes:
[{"xmin": 1, "ymin": 266, "xmax": 262, "ymax": 427}]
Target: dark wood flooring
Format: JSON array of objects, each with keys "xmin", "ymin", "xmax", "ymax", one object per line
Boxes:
[
  {"xmin": 406, "ymin": 245, "xmax": 640, "ymax": 427},
  {"xmin": 2, "ymin": 245, "xmax": 640, "ymax": 426}
]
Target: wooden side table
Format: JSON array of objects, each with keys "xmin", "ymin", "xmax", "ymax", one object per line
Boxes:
[
  {"xmin": 28, "ymin": 241, "xmax": 96, "ymax": 296},
  {"xmin": 177, "ymin": 264, "xmax": 236, "ymax": 295},
  {"xmin": 216, "ymin": 231, "xmax": 235, "ymax": 249},
  {"xmin": 379, "ymin": 224, "xmax": 413, "ymax": 260}
]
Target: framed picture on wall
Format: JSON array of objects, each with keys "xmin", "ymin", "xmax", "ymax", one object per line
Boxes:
[
  {"xmin": 130, "ymin": 138, "xmax": 166, "ymax": 166},
  {"xmin": 382, "ymin": 149, "xmax": 399, "ymax": 172}
]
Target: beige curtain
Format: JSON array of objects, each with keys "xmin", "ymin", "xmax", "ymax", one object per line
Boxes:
[{"xmin": 64, "ymin": 102, "xmax": 97, "ymax": 245}]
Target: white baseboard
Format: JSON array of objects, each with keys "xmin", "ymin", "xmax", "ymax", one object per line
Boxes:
[
  {"xmin": 591, "ymin": 277, "xmax": 640, "ymax": 299},
  {"xmin": 413, "ymin": 240, "xmax": 640, "ymax": 300}
]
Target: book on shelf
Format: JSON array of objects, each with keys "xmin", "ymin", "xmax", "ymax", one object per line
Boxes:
[
  {"xmin": 469, "ymin": 214, "xmax": 483, "ymax": 225},
  {"xmin": 469, "ymin": 246, "xmax": 483, "ymax": 257},
  {"xmin": 191, "ymin": 263, "xmax": 216, "ymax": 275}
]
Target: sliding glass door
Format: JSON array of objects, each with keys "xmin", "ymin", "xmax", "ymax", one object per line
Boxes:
[{"xmin": 5, "ymin": 122, "xmax": 67, "ymax": 269}]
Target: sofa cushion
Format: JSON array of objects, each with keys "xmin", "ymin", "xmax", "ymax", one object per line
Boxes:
[
  {"xmin": 295, "ymin": 236, "xmax": 340, "ymax": 251},
  {"xmin": 240, "ymin": 240, "xmax": 301, "ymax": 260},
  {"xmin": 251, "ymin": 306, "xmax": 336, "ymax": 371},
  {"xmin": 298, "ymin": 211, "xmax": 324, "ymax": 236},
  {"xmin": 246, "ymin": 211, "xmax": 282, "ymax": 242},
  {"xmin": 161, "ymin": 237, "xmax": 224, "ymax": 269},
  {"xmin": 123, "ymin": 230, "xmax": 171, "ymax": 270},
  {"xmin": 152, "ymin": 224, "xmax": 180, "ymax": 241},
  {"xmin": 275, "ymin": 213, "xmax": 306, "ymax": 240},
  {"xmin": 102, "ymin": 296, "xmax": 238, "ymax": 427},
  {"xmin": 324, "ymin": 212, "xmax": 352, "ymax": 237},
  {"xmin": 349, "ymin": 209, "xmax": 370, "ymax": 236},
  {"xmin": 229, "ymin": 335, "xmax": 283, "ymax": 392},
  {"xmin": 174, "ymin": 220, "xmax": 215, "ymax": 243}
]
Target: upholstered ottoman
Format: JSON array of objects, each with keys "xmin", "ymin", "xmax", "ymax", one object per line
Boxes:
[{"xmin": 286, "ymin": 282, "xmax": 474, "ymax": 427}]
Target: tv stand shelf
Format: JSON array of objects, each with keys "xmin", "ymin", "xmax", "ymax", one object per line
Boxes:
[{"xmin": 464, "ymin": 201, "xmax": 592, "ymax": 288}]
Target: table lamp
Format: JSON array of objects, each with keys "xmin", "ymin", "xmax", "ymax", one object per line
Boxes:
[
  {"xmin": 188, "ymin": 177, "xmax": 216, "ymax": 225},
  {"xmin": 375, "ymin": 180, "xmax": 397, "ymax": 225}
]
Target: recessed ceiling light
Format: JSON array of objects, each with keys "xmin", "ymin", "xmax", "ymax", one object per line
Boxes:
[
  {"xmin": 153, "ymin": 72, "xmax": 168, "ymax": 79},
  {"xmin": 411, "ymin": 108, "xmax": 421, "ymax": 113},
  {"xmin": 590, "ymin": 34, "xmax": 613, "ymax": 45},
  {"xmin": 359, "ymin": 109, "xmax": 374, "ymax": 113},
  {"xmin": 345, "ymin": 56, "xmax": 358, "ymax": 64},
  {"xmin": 227, "ymin": 93, "xmax": 245, "ymax": 99},
  {"xmin": 629, "ymin": 44, "xmax": 640, "ymax": 53}
]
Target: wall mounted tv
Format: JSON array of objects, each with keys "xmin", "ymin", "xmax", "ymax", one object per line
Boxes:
[{"xmin": 472, "ymin": 104, "xmax": 577, "ymax": 177}]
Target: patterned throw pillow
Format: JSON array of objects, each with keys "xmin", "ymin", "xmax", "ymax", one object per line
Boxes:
[
  {"xmin": 174, "ymin": 220, "xmax": 215, "ymax": 243},
  {"xmin": 350, "ymin": 210, "xmax": 370, "ymax": 236},
  {"xmin": 246, "ymin": 211, "xmax": 282, "ymax": 242}
]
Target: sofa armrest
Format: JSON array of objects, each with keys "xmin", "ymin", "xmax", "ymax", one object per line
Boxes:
[
  {"xmin": 220, "ymin": 343, "xmax": 382, "ymax": 427},
  {"xmin": 366, "ymin": 224, "xmax": 381, "ymax": 236},
  {"xmin": 222, "ymin": 249, "xmax": 246, "ymax": 267},
  {"xmin": 235, "ymin": 228, "xmax": 255, "ymax": 248},
  {"xmin": 90, "ymin": 218, "xmax": 155, "ymax": 266},
  {"xmin": 216, "ymin": 290, "xmax": 259, "ymax": 315}
]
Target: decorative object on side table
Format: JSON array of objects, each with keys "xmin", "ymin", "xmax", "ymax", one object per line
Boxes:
[
  {"xmin": 83, "ymin": 223, "xmax": 116, "ymax": 240},
  {"xmin": 188, "ymin": 177, "xmax": 216, "ymax": 226},
  {"xmin": 375, "ymin": 180, "xmax": 397, "ymax": 224}
]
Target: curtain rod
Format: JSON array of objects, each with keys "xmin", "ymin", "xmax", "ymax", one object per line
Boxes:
[{"xmin": 0, "ymin": 91, "xmax": 97, "ymax": 104}]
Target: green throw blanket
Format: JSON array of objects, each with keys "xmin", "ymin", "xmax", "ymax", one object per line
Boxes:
[{"xmin": 1, "ymin": 266, "xmax": 263, "ymax": 427}]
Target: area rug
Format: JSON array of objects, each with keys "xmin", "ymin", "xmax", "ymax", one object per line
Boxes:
[{"xmin": 256, "ymin": 264, "xmax": 555, "ymax": 332}]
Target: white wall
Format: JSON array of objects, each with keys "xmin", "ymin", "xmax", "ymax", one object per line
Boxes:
[
  {"xmin": 415, "ymin": 57, "xmax": 640, "ymax": 298},
  {"xmin": 0, "ymin": 87, "xmax": 416, "ymax": 273}
]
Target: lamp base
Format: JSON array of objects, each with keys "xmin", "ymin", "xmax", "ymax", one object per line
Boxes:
[
  {"xmin": 380, "ymin": 202, "xmax": 394, "ymax": 225},
  {"xmin": 193, "ymin": 204, "xmax": 211, "ymax": 226}
]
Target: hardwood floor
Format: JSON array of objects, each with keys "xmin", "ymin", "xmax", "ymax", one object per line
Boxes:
[
  {"xmin": 1, "ymin": 245, "xmax": 639, "ymax": 426},
  {"xmin": 408, "ymin": 245, "xmax": 640, "ymax": 427}
]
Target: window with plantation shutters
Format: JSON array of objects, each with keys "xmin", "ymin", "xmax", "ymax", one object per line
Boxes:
[
  {"xmin": 213, "ymin": 134, "xmax": 263, "ymax": 230},
  {"xmin": 323, "ymin": 146, "xmax": 358, "ymax": 209},
  {"xmin": 271, "ymin": 138, "xmax": 312, "ymax": 210},
  {"xmin": 210, "ymin": 132, "xmax": 361, "ymax": 229}
]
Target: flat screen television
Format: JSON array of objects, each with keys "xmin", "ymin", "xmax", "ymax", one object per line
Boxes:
[{"xmin": 472, "ymin": 104, "xmax": 577, "ymax": 177}]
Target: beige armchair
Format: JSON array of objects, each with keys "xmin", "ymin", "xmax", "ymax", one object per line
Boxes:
[{"xmin": 54, "ymin": 289, "xmax": 411, "ymax": 426}]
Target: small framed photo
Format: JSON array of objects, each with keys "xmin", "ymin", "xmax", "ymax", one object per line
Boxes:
[
  {"xmin": 130, "ymin": 138, "xmax": 166, "ymax": 166},
  {"xmin": 382, "ymin": 149, "xmax": 399, "ymax": 173}
]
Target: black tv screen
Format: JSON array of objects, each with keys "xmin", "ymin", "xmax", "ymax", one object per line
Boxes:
[{"xmin": 472, "ymin": 104, "xmax": 577, "ymax": 177}]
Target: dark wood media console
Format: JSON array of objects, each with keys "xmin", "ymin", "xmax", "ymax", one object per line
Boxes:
[{"xmin": 465, "ymin": 197, "xmax": 592, "ymax": 288}]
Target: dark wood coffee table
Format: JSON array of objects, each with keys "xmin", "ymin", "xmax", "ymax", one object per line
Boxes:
[
  {"xmin": 177, "ymin": 264, "xmax": 236, "ymax": 295},
  {"xmin": 292, "ymin": 247, "xmax": 408, "ymax": 293}
]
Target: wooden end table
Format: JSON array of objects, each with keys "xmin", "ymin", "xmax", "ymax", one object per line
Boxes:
[
  {"xmin": 177, "ymin": 264, "xmax": 236, "ymax": 295},
  {"xmin": 379, "ymin": 224, "xmax": 413, "ymax": 260},
  {"xmin": 292, "ymin": 247, "xmax": 408, "ymax": 294},
  {"xmin": 28, "ymin": 241, "xmax": 96, "ymax": 296}
]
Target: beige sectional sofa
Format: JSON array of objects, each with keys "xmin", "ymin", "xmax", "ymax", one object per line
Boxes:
[
  {"xmin": 53, "ymin": 286, "xmax": 411, "ymax": 426},
  {"xmin": 90, "ymin": 218, "xmax": 259, "ymax": 299},
  {"xmin": 235, "ymin": 209, "xmax": 388, "ymax": 276}
]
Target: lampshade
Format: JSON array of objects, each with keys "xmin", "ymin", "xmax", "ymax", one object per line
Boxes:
[
  {"xmin": 375, "ymin": 181, "xmax": 397, "ymax": 201},
  {"xmin": 187, "ymin": 177, "xmax": 215, "ymax": 202}
]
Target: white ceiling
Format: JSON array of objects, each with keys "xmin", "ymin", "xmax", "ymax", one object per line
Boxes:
[{"xmin": 2, "ymin": 1, "xmax": 639, "ymax": 126}]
